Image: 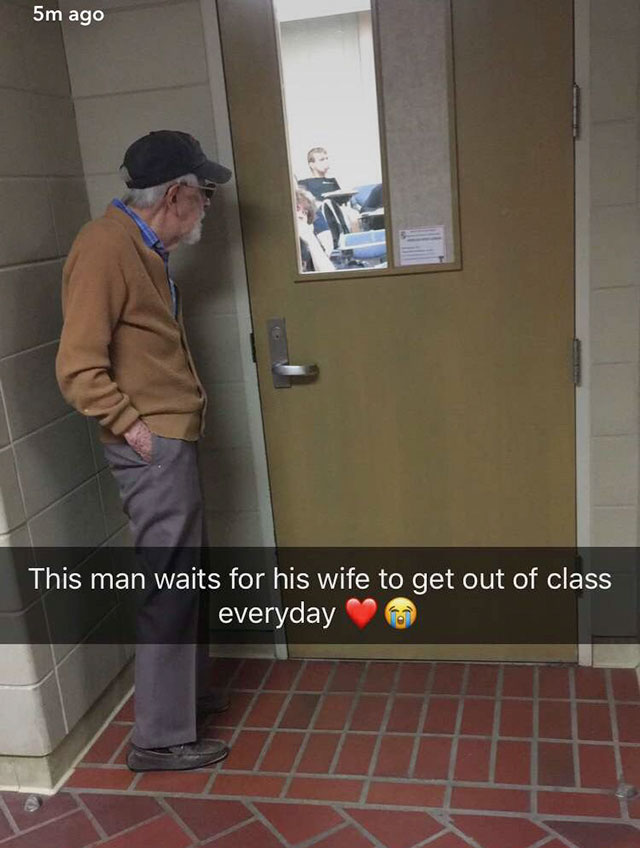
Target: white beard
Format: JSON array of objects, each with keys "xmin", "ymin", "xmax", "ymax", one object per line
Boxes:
[{"xmin": 183, "ymin": 217, "xmax": 204, "ymax": 245}]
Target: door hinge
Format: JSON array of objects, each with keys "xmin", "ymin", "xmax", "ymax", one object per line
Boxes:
[
  {"xmin": 572, "ymin": 83, "xmax": 581, "ymax": 139},
  {"xmin": 572, "ymin": 338, "xmax": 581, "ymax": 385},
  {"xmin": 249, "ymin": 331, "xmax": 256, "ymax": 363}
]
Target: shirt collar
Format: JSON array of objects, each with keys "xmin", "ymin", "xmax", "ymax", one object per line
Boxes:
[{"xmin": 111, "ymin": 198, "xmax": 167, "ymax": 258}]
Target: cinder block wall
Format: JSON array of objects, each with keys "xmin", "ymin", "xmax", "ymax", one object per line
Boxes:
[
  {"xmin": 590, "ymin": 0, "xmax": 640, "ymax": 543},
  {"xmin": 589, "ymin": 0, "xmax": 640, "ymax": 656},
  {"xmin": 0, "ymin": 0, "xmax": 131, "ymax": 778},
  {"xmin": 60, "ymin": 0, "xmax": 268, "ymax": 547},
  {"xmin": 0, "ymin": 0, "xmax": 273, "ymax": 779}
]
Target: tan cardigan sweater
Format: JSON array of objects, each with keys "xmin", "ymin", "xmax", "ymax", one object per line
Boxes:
[{"xmin": 56, "ymin": 205, "xmax": 207, "ymax": 443}]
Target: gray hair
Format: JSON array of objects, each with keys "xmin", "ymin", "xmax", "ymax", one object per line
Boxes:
[{"xmin": 119, "ymin": 169, "xmax": 199, "ymax": 209}]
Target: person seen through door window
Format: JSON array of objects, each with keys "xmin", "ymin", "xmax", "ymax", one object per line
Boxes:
[
  {"xmin": 296, "ymin": 188, "xmax": 335, "ymax": 272},
  {"xmin": 298, "ymin": 146, "xmax": 341, "ymax": 200}
]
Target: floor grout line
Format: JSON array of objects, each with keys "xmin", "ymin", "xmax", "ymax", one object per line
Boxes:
[
  {"xmin": 568, "ymin": 666, "xmax": 581, "ymax": 794},
  {"xmin": 488, "ymin": 665, "xmax": 504, "ymax": 783},
  {"xmin": 98, "ymin": 723, "xmax": 640, "ymax": 746},
  {"xmin": 338, "ymin": 808, "xmax": 389, "ymax": 848},
  {"xmin": 188, "ymin": 808, "xmax": 258, "ymax": 845},
  {"xmin": 155, "ymin": 795, "xmax": 201, "ymax": 845},
  {"xmin": 253, "ymin": 659, "xmax": 308, "ymax": 774},
  {"xmin": 0, "ymin": 805, "xmax": 82, "ymax": 842},
  {"xmin": 68, "ymin": 792, "xmax": 110, "ymax": 842},
  {"xmin": 245, "ymin": 798, "xmax": 301, "ymax": 847},
  {"xmin": 328, "ymin": 661, "xmax": 369, "ymax": 775},
  {"xmin": 107, "ymin": 726, "xmax": 132, "ymax": 766},
  {"xmin": 47, "ymin": 786, "xmax": 640, "ymax": 823},
  {"xmin": 532, "ymin": 665, "xmax": 540, "ymax": 816},
  {"xmin": 361, "ymin": 662, "xmax": 402, "ymax": 803},
  {"xmin": 530, "ymin": 837, "xmax": 558, "ymax": 848},
  {"xmin": 87, "ymin": 768, "xmax": 630, "ymax": 794},
  {"xmin": 299, "ymin": 820, "xmax": 350, "ymax": 848},
  {"xmin": 279, "ymin": 661, "xmax": 337, "ymax": 797},
  {"xmin": 443, "ymin": 663, "xmax": 470, "ymax": 813},
  {"xmin": 300, "ymin": 818, "xmax": 351, "ymax": 848},
  {"xmin": 203, "ymin": 658, "xmax": 270, "ymax": 795},
  {"xmin": 0, "ymin": 796, "xmax": 18, "ymax": 836},
  {"xmin": 444, "ymin": 819, "xmax": 485, "ymax": 848},
  {"xmin": 408, "ymin": 662, "xmax": 436, "ymax": 779},
  {"xmin": 88, "ymin": 809, "xmax": 168, "ymax": 845},
  {"xmin": 224, "ymin": 687, "xmax": 634, "ymax": 704},
  {"xmin": 535, "ymin": 818, "xmax": 584, "ymax": 848},
  {"xmin": 606, "ymin": 667, "xmax": 628, "ymax": 821},
  {"xmin": 415, "ymin": 827, "xmax": 462, "ymax": 847},
  {"xmin": 62, "ymin": 767, "xmax": 639, "ymax": 796}
]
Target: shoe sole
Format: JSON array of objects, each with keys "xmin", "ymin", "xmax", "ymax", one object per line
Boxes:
[{"xmin": 127, "ymin": 744, "xmax": 229, "ymax": 772}]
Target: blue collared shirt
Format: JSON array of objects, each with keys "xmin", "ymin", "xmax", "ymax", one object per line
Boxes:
[{"xmin": 111, "ymin": 198, "xmax": 178, "ymax": 318}]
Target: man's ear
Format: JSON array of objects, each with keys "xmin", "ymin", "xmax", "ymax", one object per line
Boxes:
[{"xmin": 165, "ymin": 183, "xmax": 180, "ymax": 207}]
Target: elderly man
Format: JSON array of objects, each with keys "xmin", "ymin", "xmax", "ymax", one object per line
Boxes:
[{"xmin": 56, "ymin": 131, "xmax": 232, "ymax": 772}]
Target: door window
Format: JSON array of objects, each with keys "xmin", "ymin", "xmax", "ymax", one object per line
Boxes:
[{"xmin": 273, "ymin": 0, "xmax": 460, "ymax": 277}]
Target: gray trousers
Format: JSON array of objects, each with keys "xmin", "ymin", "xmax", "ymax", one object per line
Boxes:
[{"xmin": 104, "ymin": 434, "xmax": 210, "ymax": 748}]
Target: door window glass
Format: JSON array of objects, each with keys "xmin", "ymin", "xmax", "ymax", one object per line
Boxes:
[{"xmin": 273, "ymin": 0, "xmax": 459, "ymax": 276}]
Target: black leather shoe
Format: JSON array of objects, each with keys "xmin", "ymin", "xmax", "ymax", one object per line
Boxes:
[
  {"xmin": 197, "ymin": 689, "xmax": 231, "ymax": 719},
  {"xmin": 127, "ymin": 739, "xmax": 229, "ymax": 772}
]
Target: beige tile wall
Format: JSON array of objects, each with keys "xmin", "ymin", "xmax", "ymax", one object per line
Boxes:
[
  {"xmin": 60, "ymin": 0, "xmax": 265, "ymax": 547},
  {"xmin": 590, "ymin": 0, "xmax": 640, "ymax": 546},
  {"xmin": 0, "ymin": 1, "xmax": 131, "ymax": 762},
  {"xmin": 589, "ymin": 0, "xmax": 640, "ymax": 650},
  {"xmin": 0, "ymin": 0, "xmax": 274, "ymax": 769}
]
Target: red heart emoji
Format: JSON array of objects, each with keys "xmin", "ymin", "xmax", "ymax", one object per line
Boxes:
[{"xmin": 345, "ymin": 597, "xmax": 378, "ymax": 629}]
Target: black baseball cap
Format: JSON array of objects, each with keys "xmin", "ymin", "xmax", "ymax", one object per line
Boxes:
[{"xmin": 121, "ymin": 130, "xmax": 232, "ymax": 189}]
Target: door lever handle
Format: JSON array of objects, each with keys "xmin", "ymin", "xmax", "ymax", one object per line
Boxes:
[
  {"xmin": 267, "ymin": 317, "xmax": 319, "ymax": 388},
  {"xmin": 272, "ymin": 363, "xmax": 319, "ymax": 377}
]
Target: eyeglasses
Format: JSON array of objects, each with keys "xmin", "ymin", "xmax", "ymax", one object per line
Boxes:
[
  {"xmin": 198, "ymin": 183, "xmax": 218, "ymax": 198},
  {"xmin": 172, "ymin": 182, "xmax": 218, "ymax": 201}
]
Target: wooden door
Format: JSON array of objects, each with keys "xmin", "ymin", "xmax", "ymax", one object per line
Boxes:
[{"xmin": 216, "ymin": 0, "xmax": 577, "ymax": 661}]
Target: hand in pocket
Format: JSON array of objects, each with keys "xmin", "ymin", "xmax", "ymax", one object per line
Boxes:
[{"xmin": 123, "ymin": 420, "xmax": 153, "ymax": 463}]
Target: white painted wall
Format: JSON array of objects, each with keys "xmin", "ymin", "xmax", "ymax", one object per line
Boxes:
[
  {"xmin": 279, "ymin": 11, "xmax": 383, "ymax": 188},
  {"xmin": 276, "ymin": 0, "xmax": 370, "ymax": 22}
]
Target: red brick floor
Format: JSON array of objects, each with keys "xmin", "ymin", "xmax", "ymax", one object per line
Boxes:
[{"xmin": 2, "ymin": 660, "xmax": 640, "ymax": 847}]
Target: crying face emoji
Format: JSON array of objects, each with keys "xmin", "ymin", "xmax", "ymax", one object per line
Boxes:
[{"xmin": 384, "ymin": 598, "xmax": 417, "ymax": 630}]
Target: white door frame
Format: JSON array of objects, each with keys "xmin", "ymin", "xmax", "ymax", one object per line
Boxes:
[
  {"xmin": 200, "ymin": 0, "xmax": 287, "ymax": 660},
  {"xmin": 574, "ymin": 0, "xmax": 592, "ymax": 667}
]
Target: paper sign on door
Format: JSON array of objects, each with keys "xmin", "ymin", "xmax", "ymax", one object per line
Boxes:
[{"xmin": 398, "ymin": 226, "xmax": 446, "ymax": 265}]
